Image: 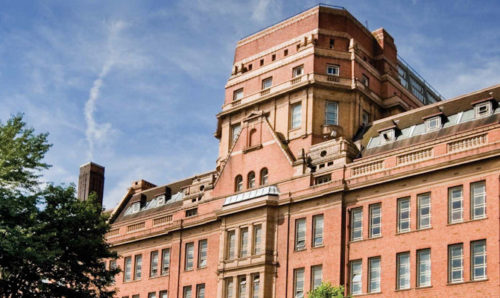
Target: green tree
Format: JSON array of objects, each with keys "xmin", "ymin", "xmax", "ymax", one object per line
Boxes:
[
  {"xmin": 0, "ymin": 114, "xmax": 119, "ymax": 297},
  {"xmin": 308, "ymin": 282, "xmax": 347, "ymax": 298}
]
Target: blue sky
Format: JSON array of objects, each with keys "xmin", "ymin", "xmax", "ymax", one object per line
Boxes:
[{"xmin": 0, "ymin": 0, "xmax": 499, "ymax": 208}]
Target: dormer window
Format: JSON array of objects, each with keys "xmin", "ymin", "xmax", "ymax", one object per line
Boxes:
[
  {"xmin": 425, "ymin": 116, "xmax": 442, "ymax": 132},
  {"xmin": 378, "ymin": 127, "xmax": 397, "ymax": 144},
  {"xmin": 475, "ymin": 101, "xmax": 492, "ymax": 118},
  {"xmin": 292, "ymin": 65, "xmax": 304, "ymax": 78}
]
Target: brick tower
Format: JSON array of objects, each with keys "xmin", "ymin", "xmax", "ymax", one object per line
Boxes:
[{"xmin": 77, "ymin": 162, "xmax": 105, "ymax": 206}]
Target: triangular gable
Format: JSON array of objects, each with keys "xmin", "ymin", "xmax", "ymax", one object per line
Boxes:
[{"xmin": 212, "ymin": 115, "xmax": 296, "ymax": 197}]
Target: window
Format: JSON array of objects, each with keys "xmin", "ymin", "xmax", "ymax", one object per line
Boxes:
[
  {"xmin": 380, "ymin": 128, "xmax": 396, "ymax": 144},
  {"xmin": 417, "ymin": 249, "xmax": 431, "ymax": 287},
  {"xmin": 186, "ymin": 208, "xmax": 197, "ymax": 217},
  {"xmin": 231, "ymin": 124, "xmax": 241, "ymax": 146},
  {"xmin": 329, "ymin": 38, "xmax": 335, "ymax": 49},
  {"xmin": 311, "ymin": 265, "xmax": 322, "ymax": 290},
  {"xmin": 294, "ymin": 268, "xmax": 305, "ymax": 298},
  {"xmin": 251, "ymin": 274, "xmax": 260, "ymax": 298},
  {"xmin": 471, "ymin": 240, "xmax": 487, "ymax": 280},
  {"xmin": 368, "ymin": 257, "xmax": 381, "ymax": 293},
  {"xmin": 124, "ymin": 256, "xmax": 132, "ymax": 282},
  {"xmin": 160, "ymin": 291, "xmax": 168, "ymax": 298},
  {"xmin": 361, "ymin": 74, "xmax": 369, "ymax": 87},
  {"xmin": 291, "ymin": 103, "xmax": 302, "ymax": 129},
  {"xmin": 185, "ymin": 242, "xmax": 194, "ymax": 271},
  {"xmin": 471, "ymin": 181, "xmax": 486, "ymax": 219},
  {"xmin": 260, "ymin": 168, "xmax": 268, "ymax": 185},
  {"xmin": 351, "ymin": 208, "xmax": 362, "ymax": 241},
  {"xmin": 248, "ymin": 64, "xmax": 252, "ymax": 71},
  {"xmin": 196, "ymin": 284, "xmax": 205, "ymax": 298},
  {"xmin": 475, "ymin": 101, "xmax": 492, "ymax": 118},
  {"xmin": 448, "ymin": 186, "xmax": 463, "ymax": 223},
  {"xmin": 134, "ymin": 255, "xmax": 142, "ymax": 280},
  {"xmin": 350, "ymin": 260, "xmax": 362, "ymax": 295},
  {"xmin": 369, "ymin": 204, "xmax": 381, "ymax": 238},
  {"xmin": 247, "ymin": 172, "xmax": 255, "ymax": 188},
  {"xmin": 233, "ymin": 88, "xmax": 243, "ymax": 101},
  {"xmin": 397, "ymin": 197, "xmax": 410, "ymax": 233},
  {"xmin": 326, "ymin": 64, "xmax": 339, "ymax": 76},
  {"xmin": 225, "ymin": 278, "xmax": 234, "ymax": 298},
  {"xmin": 183, "ymin": 286, "xmax": 192, "ymax": 298},
  {"xmin": 150, "ymin": 251, "xmax": 159, "ymax": 277},
  {"xmin": 198, "ymin": 239, "xmax": 207, "ymax": 268},
  {"xmin": 132, "ymin": 295, "xmax": 139, "ymax": 298},
  {"xmin": 240, "ymin": 227, "xmax": 249, "ymax": 257},
  {"xmin": 227, "ymin": 230, "xmax": 236, "ymax": 259},
  {"xmin": 149, "ymin": 293, "xmax": 157, "ymax": 298},
  {"xmin": 449, "ymin": 244, "xmax": 463, "ymax": 283},
  {"xmin": 235, "ymin": 175, "xmax": 243, "ymax": 192},
  {"xmin": 271, "ymin": 54, "xmax": 276, "ymax": 61},
  {"xmin": 239, "ymin": 276, "xmax": 247, "ymax": 298},
  {"xmin": 425, "ymin": 116, "xmax": 441, "ymax": 132},
  {"xmin": 362, "ymin": 110, "xmax": 370, "ymax": 126},
  {"xmin": 295, "ymin": 218, "xmax": 306, "ymax": 250},
  {"xmin": 260, "ymin": 59, "xmax": 264, "ymax": 66},
  {"xmin": 397, "ymin": 252, "xmax": 410, "ymax": 290},
  {"xmin": 261, "ymin": 77, "xmax": 272, "ymax": 89},
  {"xmin": 284, "ymin": 49, "xmax": 288, "ymax": 56},
  {"xmin": 312, "ymin": 215, "xmax": 323, "ymax": 247},
  {"xmin": 292, "ymin": 65, "xmax": 303, "ymax": 78},
  {"xmin": 253, "ymin": 224, "xmax": 262, "ymax": 255},
  {"xmin": 314, "ymin": 174, "xmax": 331, "ymax": 185},
  {"xmin": 161, "ymin": 248, "xmax": 170, "ymax": 275},
  {"xmin": 325, "ymin": 101, "xmax": 338, "ymax": 125},
  {"xmin": 417, "ymin": 193, "xmax": 431, "ymax": 229}
]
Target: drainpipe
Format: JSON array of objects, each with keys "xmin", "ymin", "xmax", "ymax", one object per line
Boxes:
[
  {"xmin": 176, "ymin": 219, "xmax": 183, "ymax": 298},
  {"xmin": 284, "ymin": 200, "xmax": 291, "ymax": 298}
]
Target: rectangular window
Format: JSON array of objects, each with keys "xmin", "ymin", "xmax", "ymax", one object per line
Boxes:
[
  {"xmin": 351, "ymin": 208, "xmax": 362, "ymax": 241},
  {"xmin": 183, "ymin": 286, "xmax": 192, "ymax": 298},
  {"xmin": 329, "ymin": 38, "xmax": 335, "ymax": 49},
  {"xmin": 150, "ymin": 251, "xmax": 159, "ymax": 277},
  {"xmin": 261, "ymin": 77, "xmax": 272, "ymax": 89},
  {"xmin": 239, "ymin": 276, "xmax": 247, "ymax": 298},
  {"xmin": 368, "ymin": 257, "xmax": 381, "ymax": 293},
  {"xmin": 312, "ymin": 215, "xmax": 324, "ymax": 247},
  {"xmin": 350, "ymin": 260, "xmax": 362, "ymax": 295},
  {"xmin": 369, "ymin": 204, "xmax": 381, "ymax": 238},
  {"xmin": 161, "ymin": 248, "xmax": 170, "ymax": 275},
  {"xmin": 471, "ymin": 240, "xmax": 487, "ymax": 280},
  {"xmin": 231, "ymin": 124, "xmax": 241, "ymax": 146},
  {"xmin": 292, "ymin": 65, "xmax": 304, "ymax": 78},
  {"xmin": 397, "ymin": 252, "xmax": 410, "ymax": 290},
  {"xmin": 295, "ymin": 218, "xmax": 306, "ymax": 250},
  {"xmin": 225, "ymin": 278, "xmax": 234, "ymax": 298},
  {"xmin": 134, "ymin": 254, "xmax": 142, "ymax": 280},
  {"xmin": 325, "ymin": 101, "xmax": 338, "ymax": 125},
  {"xmin": 253, "ymin": 224, "xmax": 262, "ymax": 255},
  {"xmin": 417, "ymin": 249, "xmax": 431, "ymax": 287},
  {"xmin": 185, "ymin": 242, "xmax": 194, "ymax": 271},
  {"xmin": 233, "ymin": 88, "xmax": 243, "ymax": 101},
  {"xmin": 417, "ymin": 193, "xmax": 431, "ymax": 229},
  {"xmin": 294, "ymin": 268, "xmax": 305, "ymax": 298},
  {"xmin": 251, "ymin": 274, "xmax": 260, "ymax": 298},
  {"xmin": 149, "ymin": 293, "xmax": 157, "ymax": 298},
  {"xmin": 240, "ymin": 227, "xmax": 249, "ymax": 257},
  {"xmin": 227, "ymin": 230, "xmax": 236, "ymax": 259},
  {"xmin": 196, "ymin": 284, "xmax": 205, "ymax": 298},
  {"xmin": 311, "ymin": 265, "xmax": 323, "ymax": 290},
  {"xmin": 362, "ymin": 74, "xmax": 369, "ymax": 87},
  {"xmin": 186, "ymin": 208, "xmax": 197, "ymax": 217},
  {"xmin": 449, "ymin": 186, "xmax": 463, "ymax": 223},
  {"xmin": 124, "ymin": 256, "xmax": 132, "ymax": 282},
  {"xmin": 159, "ymin": 291, "xmax": 168, "ymax": 298},
  {"xmin": 397, "ymin": 197, "xmax": 410, "ymax": 233},
  {"xmin": 471, "ymin": 181, "xmax": 486, "ymax": 219},
  {"xmin": 448, "ymin": 243, "xmax": 463, "ymax": 283},
  {"xmin": 291, "ymin": 103, "xmax": 302, "ymax": 129},
  {"xmin": 326, "ymin": 64, "xmax": 339, "ymax": 76},
  {"xmin": 198, "ymin": 239, "xmax": 208, "ymax": 268}
]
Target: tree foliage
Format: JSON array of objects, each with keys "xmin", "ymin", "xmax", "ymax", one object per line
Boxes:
[
  {"xmin": 0, "ymin": 114, "xmax": 119, "ymax": 297},
  {"xmin": 308, "ymin": 282, "xmax": 346, "ymax": 298}
]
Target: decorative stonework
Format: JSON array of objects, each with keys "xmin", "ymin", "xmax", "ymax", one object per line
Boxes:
[
  {"xmin": 153, "ymin": 215, "xmax": 173, "ymax": 226},
  {"xmin": 352, "ymin": 160, "xmax": 384, "ymax": 177},
  {"xmin": 127, "ymin": 222, "xmax": 145, "ymax": 232},
  {"xmin": 447, "ymin": 134, "xmax": 487, "ymax": 153},
  {"xmin": 108, "ymin": 228, "xmax": 119, "ymax": 237},
  {"xmin": 397, "ymin": 148, "xmax": 433, "ymax": 165}
]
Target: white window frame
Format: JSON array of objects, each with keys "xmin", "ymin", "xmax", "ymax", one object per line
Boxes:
[
  {"xmin": 471, "ymin": 240, "xmax": 487, "ymax": 280},
  {"xmin": 311, "ymin": 265, "xmax": 323, "ymax": 290},
  {"xmin": 295, "ymin": 218, "xmax": 306, "ymax": 251},
  {"xmin": 161, "ymin": 248, "xmax": 170, "ymax": 275},
  {"xmin": 198, "ymin": 239, "xmax": 208, "ymax": 268},
  {"xmin": 150, "ymin": 250, "xmax": 159, "ymax": 277},
  {"xmin": 185, "ymin": 242, "xmax": 194, "ymax": 271},
  {"xmin": 233, "ymin": 88, "xmax": 243, "ymax": 101},
  {"xmin": 369, "ymin": 204, "xmax": 381, "ymax": 238},
  {"xmin": 417, "ymin": 249, "xmax": 431, "ymax": 287},
  {"xmin": 417, "ymin": 193, "xmax": 431, "ymax": 229},
  {"xmin": 291, "ymin": 103, "xmax": 302, "ymax": 129},
  {"xmin": 325, "ymin": 101, "xmax": 338, "ymax": 126},
  {"xmin": 471, "ymin": 181, "xmax": 486, "ymax": 220},
  {"xmin": 134, "ymin": 254, "xmax": 142, "ymax": 280},
  {"xmin": 368, "ymin": 257, "xmax": 381, "ymax": 293},
  {"xmin": 351, "ymin": 208, "xmax": 363, "ymax": 241},
  {"xmin": 326, "ymin": 64, "xmax": 339, "ymax": 76},
  {"xmin": 294, "ymin": 268, "xmax": 305, "ymax": 298},
  {"xmin": 449, "ymin": 244, "xmax": 463, "ymax": 283},
  {"xmin": 350, "ymin": 260, "xmax": 362, "ymax": 295},
  {"xmin": 425, "ymin": 116, "xmax": 441, "ymax": 132},
  {"xmin": 397, "ymin": 252, "xmax": 410, "ymax": 290},
  {"xmin": 397, "ymin": 198, "xmax": 411, "ymax": 233},
  {"xmin": 448, "ymin": 186, "xmax": 463, "ymax": 224},
  {"xmin": 261, "ymin": 77, "xmax": 272, "ymax": 90},
  {"xmin": 474, "ymin": 101, "xmax": 492, "ymax": 118},
  {"xmin": 292, "ymin": 65, "xmax": 304, "ymax": 78},
  {"xmin": 312, "ymin": 214, "xmax": 324, "ymax": 247}
]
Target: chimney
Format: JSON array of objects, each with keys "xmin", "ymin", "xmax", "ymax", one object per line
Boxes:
[{"xmin": 77, "ymin": 162, "xmax": 105, "ymax": 206}]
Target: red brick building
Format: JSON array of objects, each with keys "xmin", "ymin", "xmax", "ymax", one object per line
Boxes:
[{"xmin": 92, "ymin": 5, "xmax": 500, "ymax": 298}]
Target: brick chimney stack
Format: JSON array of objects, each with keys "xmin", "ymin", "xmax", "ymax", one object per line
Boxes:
[{"xmin": 77, "ymin": 162, "xmax": 105, "ymax": 206}]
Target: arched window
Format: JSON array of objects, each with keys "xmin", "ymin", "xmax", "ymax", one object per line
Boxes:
[
  {"xmin": 248, "ymin": 172, "xmax": 256, "ymax": 188},
  {"xmin": 235, "ymin": 175, "xmax": 243, "ymax": 192},
  {"xmin": 260, "ymin": 168, "xmax": 268, "ymax": 185},
  {"xmin": 249, "ymin": 128, "xmax": 258, "ymax": 147}
]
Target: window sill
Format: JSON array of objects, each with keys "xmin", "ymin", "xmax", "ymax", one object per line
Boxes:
[
  {"xmin": 447, "ymin": 278, "xmax": 488, "ymax": 286},
  {"xmin": 197, "ymin": 266, "xmax": 207, "ymax": 270},
  {"xmin": 289, "ymin": 127, "xmax": 301, "ymax": 132},
  {"xmin": 416, "ymin": 285, "xmax": 432, "ymax": 289},
  {"xmin": 349, "ymin": 236, "xmax": 383, "ymax": 244},
  {"xmin": 447, "ymin": 217, "xmax": 488, "ymax": 226},
  {"xmin": 363, "ymin": 291, "xmax": 382, "ymax": 295},
  {"xmin": 294, "ymin": 247, "xmax": 306, "ymax": 252},
  {"xmin": 396, "ymin": 227, "xmax": 433, "ymax": 236},
  {"xmin": 395, "ymin": 287, "xmax": 411, "ymax": 292},
  {"xmin": 184, "ymin": 269, "xmax": 194, "ymax": 272},
  {"xmin": 243, "ymin": 144, "xmax": 262, "ymax": 154},
  {"xmin": 312, "ymin": 244, "xmax": 324, "ymax": 249}
]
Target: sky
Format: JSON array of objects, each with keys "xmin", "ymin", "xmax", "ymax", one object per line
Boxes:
[{"xmin": 0, "ymin": 0, "xmax": 499, "ymax": 209}]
